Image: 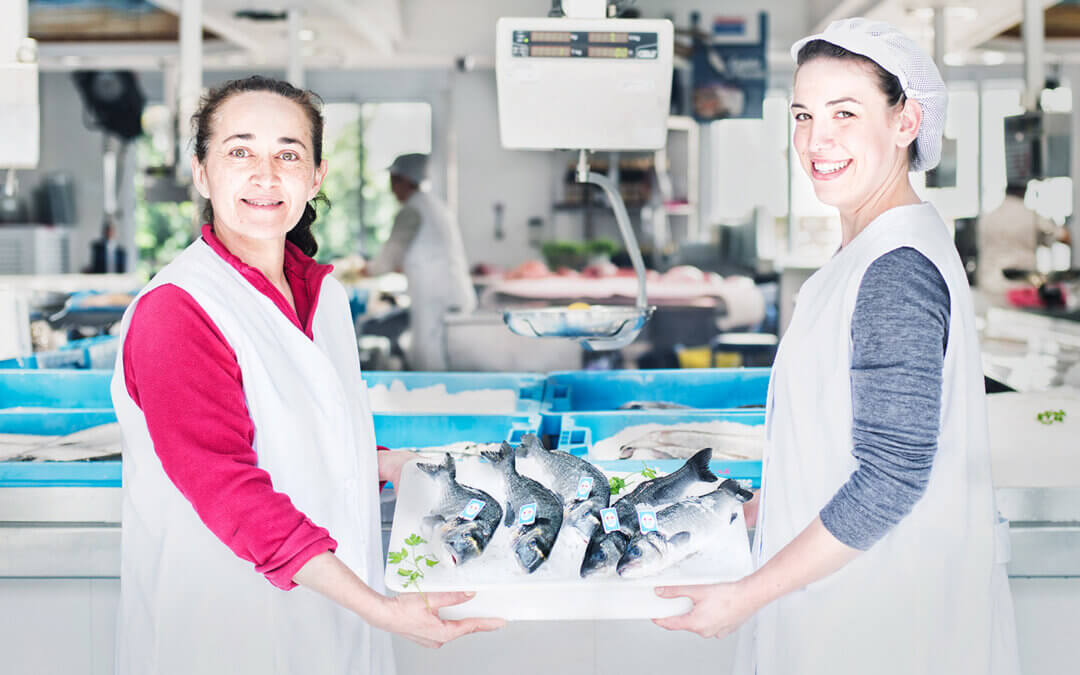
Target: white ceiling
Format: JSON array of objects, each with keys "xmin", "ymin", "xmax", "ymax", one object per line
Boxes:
[{"xmin": 29, "ymin": 0, "xmax": 1064, "ymax": 72}]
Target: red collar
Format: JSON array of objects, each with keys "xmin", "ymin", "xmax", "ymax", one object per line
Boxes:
[{"xmin": 200, "ymin": 224, "xmax": 334, "ymax": 338}]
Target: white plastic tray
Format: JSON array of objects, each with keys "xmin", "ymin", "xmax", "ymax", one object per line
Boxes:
[{"xmin": 384, "ymin": 455, "xmax": 752, "ymax": 621}]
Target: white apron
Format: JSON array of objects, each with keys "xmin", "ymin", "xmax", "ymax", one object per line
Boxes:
[
  {"xmin": 735, "ymin": 203, "xmax": 1019, "ymax": 675},
  {"xmin": 401, "ymin": 191, "xmax": 477, "ymax": 371},
  {"xmin": 110, "ymin": 238, "xmax": 394, "ymax": 674}
]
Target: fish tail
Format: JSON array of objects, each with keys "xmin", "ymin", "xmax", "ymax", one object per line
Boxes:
[
  {"xmin": 685, "ymin": 447, "xmax": 717, "ymax": 482},
  {"xmin": 717, "ymin": 478, "xmax": 754, "ymax": 502}
]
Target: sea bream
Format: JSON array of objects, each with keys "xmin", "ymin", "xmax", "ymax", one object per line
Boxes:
[
  {"xmin": 415, "ymin": 454, "xmax": 503, "ymax": 567},
  {"xmin": 515, "ymin": 433, "xmax": 610, "ymax": 537},
  {"xmin": 579, "ymin": 448, "xmax": 718, "ymax": 578},
  {"xmin": 616, "ymin": 479, "xmax": 754, "ymax": 579},
  {"xmin": 481, "ymin": 442, "xmax": 564, "ymax": 573}
]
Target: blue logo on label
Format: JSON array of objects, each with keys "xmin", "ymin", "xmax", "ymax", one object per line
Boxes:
[
  {"xmin": 636, "ymin": 507, "xmax": 658, "ymax": 533},
  {"xmin": 575, "ymin": 476, "xmax": 594, "ymax": 500},
  {"xmin": 518, "ymin": 503, "xmax": 537, "ymax": 526},
  {"xmin": 460, "ymin": 499, "xmax": 486, "ymax": 521},
  {"xmin": 600, "ymin": 507, "xmax": 620, "ymax": 533}
]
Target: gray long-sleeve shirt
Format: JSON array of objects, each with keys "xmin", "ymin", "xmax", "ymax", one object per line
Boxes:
[{"xmin": 819, "ymin": 246, "xmax": 951, "ymax": 551}]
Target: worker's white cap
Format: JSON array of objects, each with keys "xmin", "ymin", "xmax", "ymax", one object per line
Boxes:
[
  {"xmin": 388, "ymin": 153, "xmax": 429, "ymax": 185},
  {"xmin": 790, "ymin": 18, "xmax": 947, "ymax": 173}
]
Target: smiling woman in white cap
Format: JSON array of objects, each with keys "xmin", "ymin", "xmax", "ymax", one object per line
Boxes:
[
  {"xmin": 367, "ymin": 153, "xmax": 477, "ymax": 371},
  {"xmin": 653, "ymin": 19, "xmax": 1020, "ymax": 675}
]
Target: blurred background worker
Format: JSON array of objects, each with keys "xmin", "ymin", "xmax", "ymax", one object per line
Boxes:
[{"xmin": 366, "ymin": 153, "xmax": 476, "ymax": 371}]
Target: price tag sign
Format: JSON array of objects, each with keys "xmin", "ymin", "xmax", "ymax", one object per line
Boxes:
[
  {"xmin": 636, "ymin": 506, "xmax": 658, "ymax": 533},
  {"xmin": 518, "ymin": 503, "xmax": 537, "ymax": 526},
  {"xmin": 460, "ymin": 499, "xmax": 486, "ymax": 521},
  {"xmin": 600, "ymin": 507, "xmax": 621, "ymax": 533},
  {"xmin": 575, "ymin": 475, "xmax": 594, "ymax": 500}
]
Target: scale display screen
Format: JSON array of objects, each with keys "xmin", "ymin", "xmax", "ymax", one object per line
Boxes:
[{"xmin": 512, "ymin": 30, "xmax": 658, "ymax": 59}]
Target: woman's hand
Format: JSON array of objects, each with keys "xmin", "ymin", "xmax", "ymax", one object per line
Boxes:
[
  {"xmin": 377, "ymin": 450, "xmax": 415, "ymax": 487},
  {"xmin": 652, "ymin": 581, "xmax": 760, "ymax": 639},
  {"xmin": 743, "ymin": 490, "xmax": 761, "ymax": 529},
  {"xmin": 372, "ymin": 591, "xmax": 506, "ymax": 648}
]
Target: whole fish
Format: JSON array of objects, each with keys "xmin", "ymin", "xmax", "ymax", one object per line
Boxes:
[
  {"xmin": 618, "ymin": 428, "xmax": 763, "ymax": 460},
  {"xmin": 617, "ymin": 479, "xmax": 753, "ymax": 579},
  {"xmin": 579, "ymin": 447, "xmax": 718, "ymax": 578},
  {"xmin": 481, "ymin": 442, "xmax": 564, "ymax": 573},
  {"xmin": 617, "ymin": 401, "xmax": 691, "ymax": 411},
  {"xmin": 516, "ymin": 433, "xmax": 610, "ymax": 537},
  {"xmin": 415, "ymin": 454, "xmax": 503, "ymax": 567}
]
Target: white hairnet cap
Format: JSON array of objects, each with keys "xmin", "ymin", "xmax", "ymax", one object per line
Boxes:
[
  {"xmin": 388, "ymin": 153, "xmax": 429, "ymax": 185},
  {"xmin": 790, "ymin": 18, "xmax": 947, "ymax": 173}
]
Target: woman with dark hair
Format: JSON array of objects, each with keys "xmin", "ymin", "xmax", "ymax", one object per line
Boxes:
[
  {"xmin": 110, "ymin": 76, "xmax": 502, "ymax": 674},
  {"xmin": 652, "ymin": 20, "xmax": 1020, "ymax": 675}
]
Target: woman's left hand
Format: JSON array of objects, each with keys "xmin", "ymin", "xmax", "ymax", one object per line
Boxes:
[
  {"xmin": 652, "ymin": 581, "xmax": 760, "ymax": 639},
  {"xmin": 377, "ymin": 450, "xmax": 415, "ymax": 487}
]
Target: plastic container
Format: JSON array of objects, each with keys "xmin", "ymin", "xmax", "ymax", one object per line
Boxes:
[
  {"xmin": 541, "ymin": 367, "xmax": 770, "ymax": 413},
  {"xmin": 384, "ymin": 456, "xmax": 752, "ymax": 620},
  {"xmin": 0, "ymin": 335, "xmax": 119, "ymax": 370},
  {"xmin": 551, "ymin": 410, "xmax": 764, "ymax": 487},
  {"xmin": 363, "ymin": 372, "xmax": 545, "ymax": 415},
  {"xmin": 373, "ymin": 413, "xmax": 540, "ymax": 450},
  {"xmin": 0, "ymin": 370, "xmax": 120, "ymax": 486}
]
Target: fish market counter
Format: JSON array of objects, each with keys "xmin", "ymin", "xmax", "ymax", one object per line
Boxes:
[{"xmin": 3, "ymin": 478, "xmax": 1079, "ymax": 674}]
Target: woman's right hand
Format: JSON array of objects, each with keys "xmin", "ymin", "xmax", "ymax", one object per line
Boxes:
[{"xmin": 373, "ymin": 591, "xmax": 506, "ymax": 648}]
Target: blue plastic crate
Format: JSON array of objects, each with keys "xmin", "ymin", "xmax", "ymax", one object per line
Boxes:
[
  {"xmin": 541, "ymin": 368, "xmax": 771, "ymax": 413},
  {"xmin": 0, "ymin": 370, "xmax": 116, "ymax": 435},
  {"xmin": 363, "ymin": 371, "xmax": 546, "ymax": 415},
  {"xmin": 373, "ymin": 413, "xmax": 540, "ymax": 450},
  {"xmin": 0, "ymin": 461, "xmax": 121, "ymax": 487},
  {"xmin": 551, "ymin": 410, "xmax": 764, "ymax": 487}
]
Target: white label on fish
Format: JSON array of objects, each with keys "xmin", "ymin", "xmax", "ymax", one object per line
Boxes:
[
  {"xmin": 460, "ymin": 499, "xmax": 486, "ymax": 521},
  {"xmin": 636, "ymin": 506, "xmax": 658, "ymax": 533},
  {"xmin": 600, "ymin": 507, "xmax": 621, "ymax": 533},
  {"xmin": 518, "ymin": 503, "xmax": 537, "ymax": 525},
  {"xmin": 575, "ymin": 475, "xmax": 594, "ymax": 500}
]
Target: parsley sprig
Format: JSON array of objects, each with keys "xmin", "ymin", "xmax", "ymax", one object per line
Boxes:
[
  {"xmin": 1037, "ymin": 409, "xmax": 1067, "ymax": 425},
  {"xmin": 388, "ymin": 533, "xmax": 439, "ymax": 602}
]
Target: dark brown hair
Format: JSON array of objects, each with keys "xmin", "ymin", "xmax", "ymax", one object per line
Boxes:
[
  {"xmin": 191, "ymin": 75, "xmax": 328, "ymax": 257},
  {"xmin": 796, "ymin": 40, "xmax": 918, "ymax": 166}
]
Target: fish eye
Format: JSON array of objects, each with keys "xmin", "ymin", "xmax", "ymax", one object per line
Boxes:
[{"xmin": 628, "ymin": 544, "xmax": 641, "ymax": 557}]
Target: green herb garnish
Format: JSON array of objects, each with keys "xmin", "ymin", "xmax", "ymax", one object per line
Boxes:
[
  {"xmin": 1037, "ymin": 409, "xmax": 1066, "ymax": 425},
  {"xmin": 388, "ymin": 533, "xmax": 439, "ymax": 603}
]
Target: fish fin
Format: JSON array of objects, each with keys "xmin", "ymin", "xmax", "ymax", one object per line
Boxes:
[
  {"xmin": 504, "ymin": 502, "xmax": 515, "ymax": 527},
  {"xmin": 480, "ymin": 443, "xmax": 508, "ymax": 466},
  {"xmin": 685, "ymin": 447, "xmax": 718, "ymax": 483},
  {"xmin": 415, "ymin": 461, "xmax": 443, "ymax": 478},
  {"xmin": 443, "ymin": 453, "xmax": 456, "ymax": 481},
  {"xmin": 667, "ymin": 531, "xmax": 692, "ymax": 547},
  {"xmin": 518, "ymin": 433, "xmax": 545, "ymax": 457}
]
